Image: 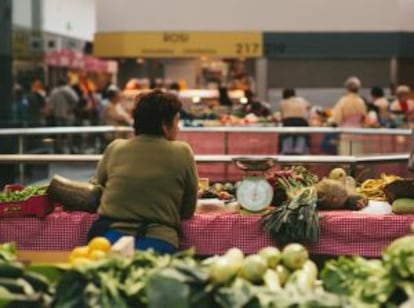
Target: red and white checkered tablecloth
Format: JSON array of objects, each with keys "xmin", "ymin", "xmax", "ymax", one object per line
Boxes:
[
  {"xmin": 179, "ymin": 211, "xmax": 414, "ymax": 257},
  {"xmin": 0, "ymin": 209, "xmax": 98, "ymax": 251},
  {"xmin": 0, "ymin": 209, "xmax": 413, "ymax": 257}
]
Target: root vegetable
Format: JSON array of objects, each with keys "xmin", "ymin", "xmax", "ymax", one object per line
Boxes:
[{"xmin": 316, "ymin": 178, "xmax": 348, "ymax": 209}]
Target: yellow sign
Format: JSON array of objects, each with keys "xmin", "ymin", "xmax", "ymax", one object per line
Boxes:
[{"xmin": 94, "ymin": 32, "xmax": 262, "ymax": 58}]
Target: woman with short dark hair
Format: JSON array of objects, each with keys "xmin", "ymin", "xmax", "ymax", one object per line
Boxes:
[
  {"xmin": 89, "ymin": 90, "xmax": 199, "ymax": 254},
  {"xmin": 133, "ymin": 90, "xmax": 182, "ymax": 136}
]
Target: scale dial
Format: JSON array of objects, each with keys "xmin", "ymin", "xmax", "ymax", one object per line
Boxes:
[{"xmin": 236, "ymin": 176, "xmax": 273, "ymax": 212}]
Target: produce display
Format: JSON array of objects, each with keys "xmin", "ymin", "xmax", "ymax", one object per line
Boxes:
[
  {"xmin": 198, "ymin": 181, "xmax": 237, "ymax": 201},
  {"xmin": 321, "ymin": 233, "xmax": 414, "ymax": 307},
  {"xmin": 196, "ymin": 165, "xmax": 412, "ymax": 244},
  {"xmin": 358, "ymin": 174, "xmax": 401, "ymax": 201},
  {"xmin": 0, "ymin": 243, "xmax": 54, "ymax": 307},
  {"xmin": 261, "ymin": 166, "xmax": 368, "ymax": 244},
  {"xmin": 0, "ymin": 185, "xmax": 53, "ymax": 218},
  {"xmin": 260, "ymin": 185, "xmax": 320, "ymax": 244},
  {"xmin": 1, "ymin": 164, "xmax": 413, "ymax": 306},
  {"xmin": 0, "ymin": 185, "xmax": 47, "ymax": 203},
  {"xmin": 68, "ymin": 237, "xmax": 113, "ymax": 266},
  {"xmin": 1, "ymin": 229, "xmax": 414, "ymax": 307}
]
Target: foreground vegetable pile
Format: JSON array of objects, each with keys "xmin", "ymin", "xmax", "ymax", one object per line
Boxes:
[
  {"xmin": 1, "ymin": 229, "xmax": 414, "ymax": 307},
  {"xmin": 0, "ymin": 243, "xmax": 54, "ymax": 307}
]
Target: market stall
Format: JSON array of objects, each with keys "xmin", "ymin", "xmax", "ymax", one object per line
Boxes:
[
  {"xmin": 0, "ymin": 209, "xmax": 413, "ymax": 258},
  {"xmin": 0, "ymin": 157, "xmax": 414, "ymax": 307}
]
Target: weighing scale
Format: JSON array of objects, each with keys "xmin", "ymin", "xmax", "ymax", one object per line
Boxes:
[{"xmin": 233, "ymin": 157, "xmax": 276, "ymax": 212}]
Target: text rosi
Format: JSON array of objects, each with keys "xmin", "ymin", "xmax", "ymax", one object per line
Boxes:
[{"xmin": 163, "ymin": 33, "xmax": 189, "ymax": 43}]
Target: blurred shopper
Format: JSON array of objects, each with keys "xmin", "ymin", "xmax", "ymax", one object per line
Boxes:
[
  {"xmin": 364, "ymin": 96, "xmax": 380, "ymax": 128},
  {"xmin": 79, "ymin": 71, "xmax": 100, "ymax": 126},
  {"xmin": 49, "ymin": 79, "xmax": 78, "ymax": 127},
  {"xmin": 49, "ymin": 79, "xmax": 79, "ymax": 153},
  {"xmin": 278, "ymin": 88, "xmax": 311, "ymax": 154},
  {"xmin": 218, "ymin": 86, "xmax": 233, "ymax": 107},
  {"xmin": 370, "ymin": 86, "xmax": 390, "ymax": 127},
  {"xmin": 241, "ymin": 89, "xmax": 270, "ymax": 117},
  {"xmin": 103, "ymin": 85, "xmax": 133, "ymax": 126},
  {"xmin": 26, "ymin": 80, "xmax": 47, "ymax": 127},
  {"xmin": 333, "ymin": 77, "xmax": 367, "ymax": 155},
  {"xmin": 12, "ymin": 84, "xmax": 28, "ymax": 125},
  {"xmin": 102, "ymin": 85, "xmax": 133, "ymax": 143},
  {"xmin": 89, "ymin": 90, "xmax": 198, "ymax": 254},
  {"xmin": 390, "ymin": 85, "xmax": 414, "ymax": 128}
]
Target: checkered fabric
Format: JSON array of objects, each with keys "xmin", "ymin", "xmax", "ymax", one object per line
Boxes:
[
  {"xmin": 179, "ymin": 211, "xmax": 414, "ymax": 257},
  {"xmin": 0, "ymin": 208, "xmax": 98, "ymax": 251},
  {"xmin": 1, "ymin": 209, "xmax": 412, "ymax": 257}
]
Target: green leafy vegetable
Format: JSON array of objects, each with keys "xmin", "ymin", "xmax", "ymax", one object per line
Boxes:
[
  {"xmin": 260, "ymin": 186, "xmax": 320, "ymax": 244},
  {"xmin": 0, "ymin": 185, "xmax": 48, "ymax": 203}
]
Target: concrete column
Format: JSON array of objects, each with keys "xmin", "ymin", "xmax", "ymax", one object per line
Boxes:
[
  {"xmin": 0, "ymin": 0, "xmax": 13, "ymax": 124},
  {"xmin": 32, "ymin": 0, "xmax": 42, "ymax": 30},
  {"xmin": 0, "ymin": 0, "xmax": 17, "ymax": 186},
  {"xmin": 255, "ymin": 58, "xmax": 268, "ymax": 100}
]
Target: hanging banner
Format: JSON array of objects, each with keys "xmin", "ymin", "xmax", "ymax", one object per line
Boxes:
[{"xmin": 94, "ymin": 32, "xmax": 263, "ymax": 58}]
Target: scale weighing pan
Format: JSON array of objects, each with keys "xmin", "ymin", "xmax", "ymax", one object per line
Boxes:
[{"xmin": 232, "ymin": 157, "xmax": 277, "ymax": 172}]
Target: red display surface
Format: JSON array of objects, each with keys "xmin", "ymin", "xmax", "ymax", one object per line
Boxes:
[{"xmin": 0, "ymin": 208, "xmax": 412, "ymax": 257}]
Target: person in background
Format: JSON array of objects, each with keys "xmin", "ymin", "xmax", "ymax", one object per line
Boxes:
[
  {"xmin": 169, "ymin": 82, "xmax": 181, "ymax": 94},
  {"xmin": 332, "ymin": 76, "xmax": 367, "ymax": 155},
  {"xmin": 26, "ymin": 79, "xmax": 47, "ymax": 127},
  {"xmin": 48, "ymin": 79, "xmax": 79, "ymax": 153},
  {"xmin": 364, "ymin": 94, "xmax": 380, "ymax": 128},
  {"xmin": 102, "ymin": 85, "xmax": 133, "ymax": 142},
  {"xmin": 218, "ymin": 86, "xmax": 233, "ymax": 107},
  {"xmin": 333, "ymin": 77, "xmax": 367, "ymax": 127},
  {"xmin": 370, "ymin": 86, "xmax": 390, "ymax": 127},
  {"xmin": 12, "ymin": 84, "xmax": 28, "ymax": 125},
  {"xmin": 89, "ymin": 90, "xmax": 198, "ymax": 254},
  {"xmin": 241, "ymin": 89, "xmax": 270, "ymax": 117},
  {"xmin": 390, "ymin": 85, "xmax": 414, "ymax": 128},
  {"xmin": 278, "ymin": 88, "xmax": 311, "ymax": 154},
  {"xmin": 49, "ymin": 79, "xmax": 78, "ymax": 127}
]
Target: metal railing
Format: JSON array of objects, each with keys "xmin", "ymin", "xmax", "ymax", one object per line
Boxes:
[
  {"xmin": 0, "ymin": 153, "xmax": 408, "ymax": 164},
  {"xmin": 1, "ymin": 125, "xmax": 412, "ymax": 156},
  {"xmin": 0, "ymin": 125, "xmax": 412, "ymax": 136},
  {"xmin": 0, "ymin": 125, "xmax": 412, "ymax": 183},
  {"xmin": 0, "ymin": 153, "xmax": 409, "ymax": 180}
]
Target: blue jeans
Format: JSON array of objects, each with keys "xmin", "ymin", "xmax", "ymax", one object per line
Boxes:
[{"xmin": 104, "ymin": 230, "xmax": 177, "ymax": 254}]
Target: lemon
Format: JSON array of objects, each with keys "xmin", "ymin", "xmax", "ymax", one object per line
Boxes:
[
  {"xmin": 88, "ymin": 249, "xmax": 107, "ymax": 261},
  {"xmin": 71, "ymin": 257, "xmax": 92, "ymax": 267},
  {"xmin": 88, "ymin": 237, "xmax": 111, "ymax": 253},
  {"xmin": 69, "ymin": 246, "xmax": 90, "ymax": 262}
]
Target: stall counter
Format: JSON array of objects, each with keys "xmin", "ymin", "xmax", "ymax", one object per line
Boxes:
[{"xmin": 1, "ymin": 208, "xmax": 413, "ymax": 258}]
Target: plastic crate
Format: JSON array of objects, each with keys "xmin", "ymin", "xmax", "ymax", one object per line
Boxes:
[{"xmin": 0, "ymin": 185, "xmax": 54, "ymax": 218}]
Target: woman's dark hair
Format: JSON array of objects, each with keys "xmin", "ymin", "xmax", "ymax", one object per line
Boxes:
[
  {"xmin": 282, "ymin": 88, "xmax": 296, "ymax": 99},
  {"xmin": 371, "ymin": 86, "xmax": 384, "ymax": 98},
  {"xmin": 133, "ymin": 90, "xmax": 182, "ymax": 136}
]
